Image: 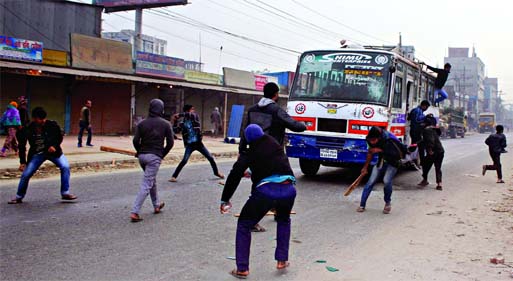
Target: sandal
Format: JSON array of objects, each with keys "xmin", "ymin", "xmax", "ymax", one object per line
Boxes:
[
  {"xmin": 251, "ymin": 224, "xmax": 266, "ymax": 232},
  {"xmin": 130, "ymin": 213, "xmax": 143, "ymax": 223},
  {"xmin": 8, "ymin": 198, "xmax": 22, "ymax": 204},
  {"xmin": 356, "ymin": 206, "xmax": 365, "ymax": 212},
  {"xmin": 154, "ymin": 202, "xmax": 165, "ymax": 214},
  {"xmin": 277, "ymin": 261, "xmax": 290, "ymax": 270},
  {"xmin": 497, "ymin": 179, "xmax": 505, "ymax": 184},
  {"xmin": 61, "ymin": 194, "xmax": 77, "ymax": 201},
  {"xmin": 383, "ymin": 204, "xmax": 392, "ymax": 214},
  {"xmin": 230, "ymin": 269, "xmax": 249, "ymax": 279},
  {"xmin": 216, "ymin": 173, "xmax": 225, "ymax": 179}
]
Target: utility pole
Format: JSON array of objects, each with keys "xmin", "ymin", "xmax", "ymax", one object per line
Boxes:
[{"xmin": 134, "ymin": 8, "xmax": 143, "ymax": 54}]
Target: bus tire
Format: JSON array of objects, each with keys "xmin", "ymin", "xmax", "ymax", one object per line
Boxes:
[{"xmin": 299, "ymin": 159, "xmax": 320, "ymax": 176}]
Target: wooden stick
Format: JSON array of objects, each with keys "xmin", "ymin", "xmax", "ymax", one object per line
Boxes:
[
  {"xmin": 234, "ymin": 211, "xmax": 296, "ymax": 217},
  {"xmin": 100, "ymin": 146, "xmax": 136, "ymax": 156},
  {"xmin": 343, "ymin": 173, "xmax": 365, "ymax": 196}
]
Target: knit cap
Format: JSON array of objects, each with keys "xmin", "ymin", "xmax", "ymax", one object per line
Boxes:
[{"xmin": 244, "ymin": 124, "xmax": 264, "ymax": 143}]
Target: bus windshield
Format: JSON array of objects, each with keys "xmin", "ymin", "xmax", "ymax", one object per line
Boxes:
[{"xmin": 290, "ymin": 51, "xmax": 393, "ymax": 105}]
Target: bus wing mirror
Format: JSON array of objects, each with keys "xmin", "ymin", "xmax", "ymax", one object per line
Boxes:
[{"xmin": 389, "ymin": 66, "xmax": 396, "ymax": 73}]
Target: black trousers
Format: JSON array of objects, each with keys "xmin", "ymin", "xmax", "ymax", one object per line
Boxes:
[
  {"xmin": 422, "ymin": 152, "xmax": 444, "ymax": 184},
  {"xmin": 485, "ymin": 152, "xmax": 502, "ymax": 180}
]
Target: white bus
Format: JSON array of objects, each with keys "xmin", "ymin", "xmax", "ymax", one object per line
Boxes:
[{"xmin": 286, "ymin": 46, "xmax": 439, "ymax": 176}]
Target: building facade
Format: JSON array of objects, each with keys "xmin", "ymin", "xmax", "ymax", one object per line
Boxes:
[
  {"xmin": 444, "ymin": 47, "xmax": 486, "ymax": 119},
  {"xmin": 484, "ymin": 77, "xmax": 498, "ymax": 113},
  {"xmin": 102, "ymin": 30, "xmax": 167, "ymax": 56}
]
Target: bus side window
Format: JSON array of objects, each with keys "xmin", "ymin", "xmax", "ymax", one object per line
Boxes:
[{"xmin": 393, "ymin": 77, "xmax": 403, "ymax": 109}]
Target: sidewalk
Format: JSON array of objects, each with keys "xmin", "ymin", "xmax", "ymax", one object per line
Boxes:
[{"xmin": 0, "ymin": 135, "xmax": 238, "ymax": 175}]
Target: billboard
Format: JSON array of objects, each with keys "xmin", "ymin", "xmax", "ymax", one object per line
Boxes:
[
  {"xmin": 94, "ymin": 0, "xmax": 187, "ymax": 12},
  {"xmin": 135, "ymin": 52, "xmax": 185, "ymax": 79},
  {"xmin": 0, "ymin": 35, "xmax": 43, "ymax": 63},
  {"xmin": 43, "ymin": 49, "xmax": 68, "ymax": 67},
  {"xmin": 223, "ymin": 67, "xmax": 278, "ymax": 91},
  {"xmin": 70, "ymin": 33, "xmax": 133, "ymax": 74},
  {"xmin": 185, "ymin": 70, "xmax": 222, "ymax": 85}
]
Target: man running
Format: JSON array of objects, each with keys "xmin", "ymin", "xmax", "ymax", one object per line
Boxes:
[{"xmin": 483, "ymin": 125, "xmax": 507, "ymax": 183}]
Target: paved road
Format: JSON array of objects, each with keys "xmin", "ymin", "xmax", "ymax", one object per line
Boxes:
[{"xmin": 0, "ymin": 133, "xmax": 509, "ymax": 281}]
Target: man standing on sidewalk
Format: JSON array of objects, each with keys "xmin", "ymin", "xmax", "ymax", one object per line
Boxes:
[
  {"xmin": 8, "ymin": 107, "xmax": 77, "ymax": 204},
  {"xmin": 130, "ymin": 99, "xmax": 174, "ymax": 222},
  {"xmin": 483, "ymin": 125, "xmax": 507, "ymax": 184},
  {"xmin": 169, "ymin": 104, "xmax": 224, "ymax": 182},
  {"xmin": 210, "ymin": 107, "xmax": 222, "ymax": 137},
  {"xmin": 357, "ymin": 126, "xmax": 407, "ymax": 214},
  {"xmin": 223, "ymin": 82, "xmax": 306, "ymax": 232},
  {"xmin": 78, "ymin": 100, "xmax": 93, "ymax": 147}
]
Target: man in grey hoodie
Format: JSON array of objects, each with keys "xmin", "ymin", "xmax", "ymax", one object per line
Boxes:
[
  {"xmin": 222, "ymin": 82, "xmax": 306, "ymax": 232},
  {"xmin": 130, "ymin": 99, "xmax": 174, "ymax": 222}
]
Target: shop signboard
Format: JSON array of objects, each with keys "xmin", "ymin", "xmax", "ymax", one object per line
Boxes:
[
  {"xmin": 184, "ymin": 70, "xmax": 222, "ymax": 85},
  {"xmin": 135, "ymin": 51, "xmax": 185, "ymax": 79},
  {"xmin": 42, "ymin": 49, "xmax": 68, "ymax": 67},
  {"xmin": 94, "ymin": 0, "xmax": 187, "ymax": 12},
  {"xmin": 0, "ymin": 35, "xmax": 43, "ymax": 63},
  {"xmin": 223, "ymin": 67, "xmax": 278, "ymax": 91}
]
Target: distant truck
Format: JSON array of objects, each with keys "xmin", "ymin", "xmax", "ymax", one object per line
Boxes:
[
  {"xmin": 440, "ymin": 107, "xmax": 466, "ymax": 138},
  {"xmin": 478, "ymin": 112, "xmax": 496, "ymax": 133}
]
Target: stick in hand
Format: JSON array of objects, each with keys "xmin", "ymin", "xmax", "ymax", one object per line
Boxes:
[{"xmin": 343, "ymin": 173, "xmax": 365, "ymax": 196}]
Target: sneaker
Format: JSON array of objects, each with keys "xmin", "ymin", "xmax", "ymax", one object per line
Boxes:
[
  {"xmin": 8, "ymin": 198, "xmax": 22, "ymax": 204},
  {"xmin": 61, "ymin": 194, "xmax": 78, "ymax": 201},
  {"xmin": 497, "ymin": 179, "xmax": 505, "ymax": 184},
  {"xmin": 86, "ymin": 144, "xmax": 94, "ymax": 147},
  {"xmin": 383, "ymin": 204, "xmax": 392, "ymax": 214},
  {"xmin": 482, "ymin": 165, "xmax": 487, "ymax": 176},
  {"xmin": 418, "ymin": 179, "xmax": 429, "ymax": 187},
  {"xmin": 168, "ymin": 177, "xmax": 177, "ymax": 182},
  {"xmin": 77, "ymin": 144, "xmax": 83, "ymax": 148},
  {"xmin": 356, "ymin": 206, "xmax": 365, "ymax": 212},
  {"xmin": 130, "ymin": 213, "xmax": 143, "ymax": 222},
  {"xmin": 436, "ymin": 185, "xmax": 443, "ymax": 191},
  {"xmin": 154, "ymin": 202, "xmax": 165, "ymax": 214}
]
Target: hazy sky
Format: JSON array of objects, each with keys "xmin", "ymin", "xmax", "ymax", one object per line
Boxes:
[{"xmin": 76, "ymin": 0, "xmax": 513, "ymax": 104}]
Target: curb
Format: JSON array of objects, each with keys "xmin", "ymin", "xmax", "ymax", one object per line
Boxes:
[{"xmin": 0, "ymin": 151, "xmax": 238, "ymax": 177}]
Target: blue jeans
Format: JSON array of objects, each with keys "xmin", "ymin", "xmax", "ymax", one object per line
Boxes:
[
  {"xmin": 236, "ymin": 182, "xmax": 296, "ymax": 271},
  {"xmin": 360, "ymin": 163, "xmax": 397, "ymax": 208},
  {"xmin": 434, "ymin": 88, "xmax": 448, "ymax": 103},
  {"xmin": 16, "ymin": 153, "xmax": 71, "ymax": 199},
  {"xmin": 172, "ymin": 142, "xmax": 219, "ymax": 178}
]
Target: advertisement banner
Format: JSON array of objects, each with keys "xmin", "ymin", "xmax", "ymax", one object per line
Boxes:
[
  {"xmin": 94, "ymin": 0, "xmax": 187, "ymax": 12},
  {"xmin": 184, "ymin": 70, "xmax": 222, "ymax": 85},
  {"xmin": 42, "ymin": 49, "xmax": 68, "ymax": 67},
  {"xmin": 0, "ymin": 35, "xmax": 43, "ymax": 63},
  {"xmin": 135, "ymin": 52, "xmax": 185, "ymax": 79},
  {"xmin": 223, "ymin": 67, "xmax": 278, "ymax": 91},
  {"xmin": 70, "ymin": 33, "xmax": 133, "ymax": 74}
]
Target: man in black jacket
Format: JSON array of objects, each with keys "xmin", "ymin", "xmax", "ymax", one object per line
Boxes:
[
  {"xmin": 423, "ymin": 63, "xmax": 451, "ymax": 104},
  {"xmin": 221, "ymin": 124, "xmax": 297, "ymax": 278},
  {"xmin": 223, "ymin": 82, "xmax": 306, "ymax": 232},
  {"xmin": 483, "ymin": 125, "xmax": 507, "ymax": 183},
  {"xmin": 418, "ymin": 116, "xmax": 445, "ymax": 190},
  {"xmin": 8, "ymin": 107, "xmax": 77, "ymax": 204},
  {"xmin": 130, "ymin": 99, "xmax": 174, "ymax": 222}
]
